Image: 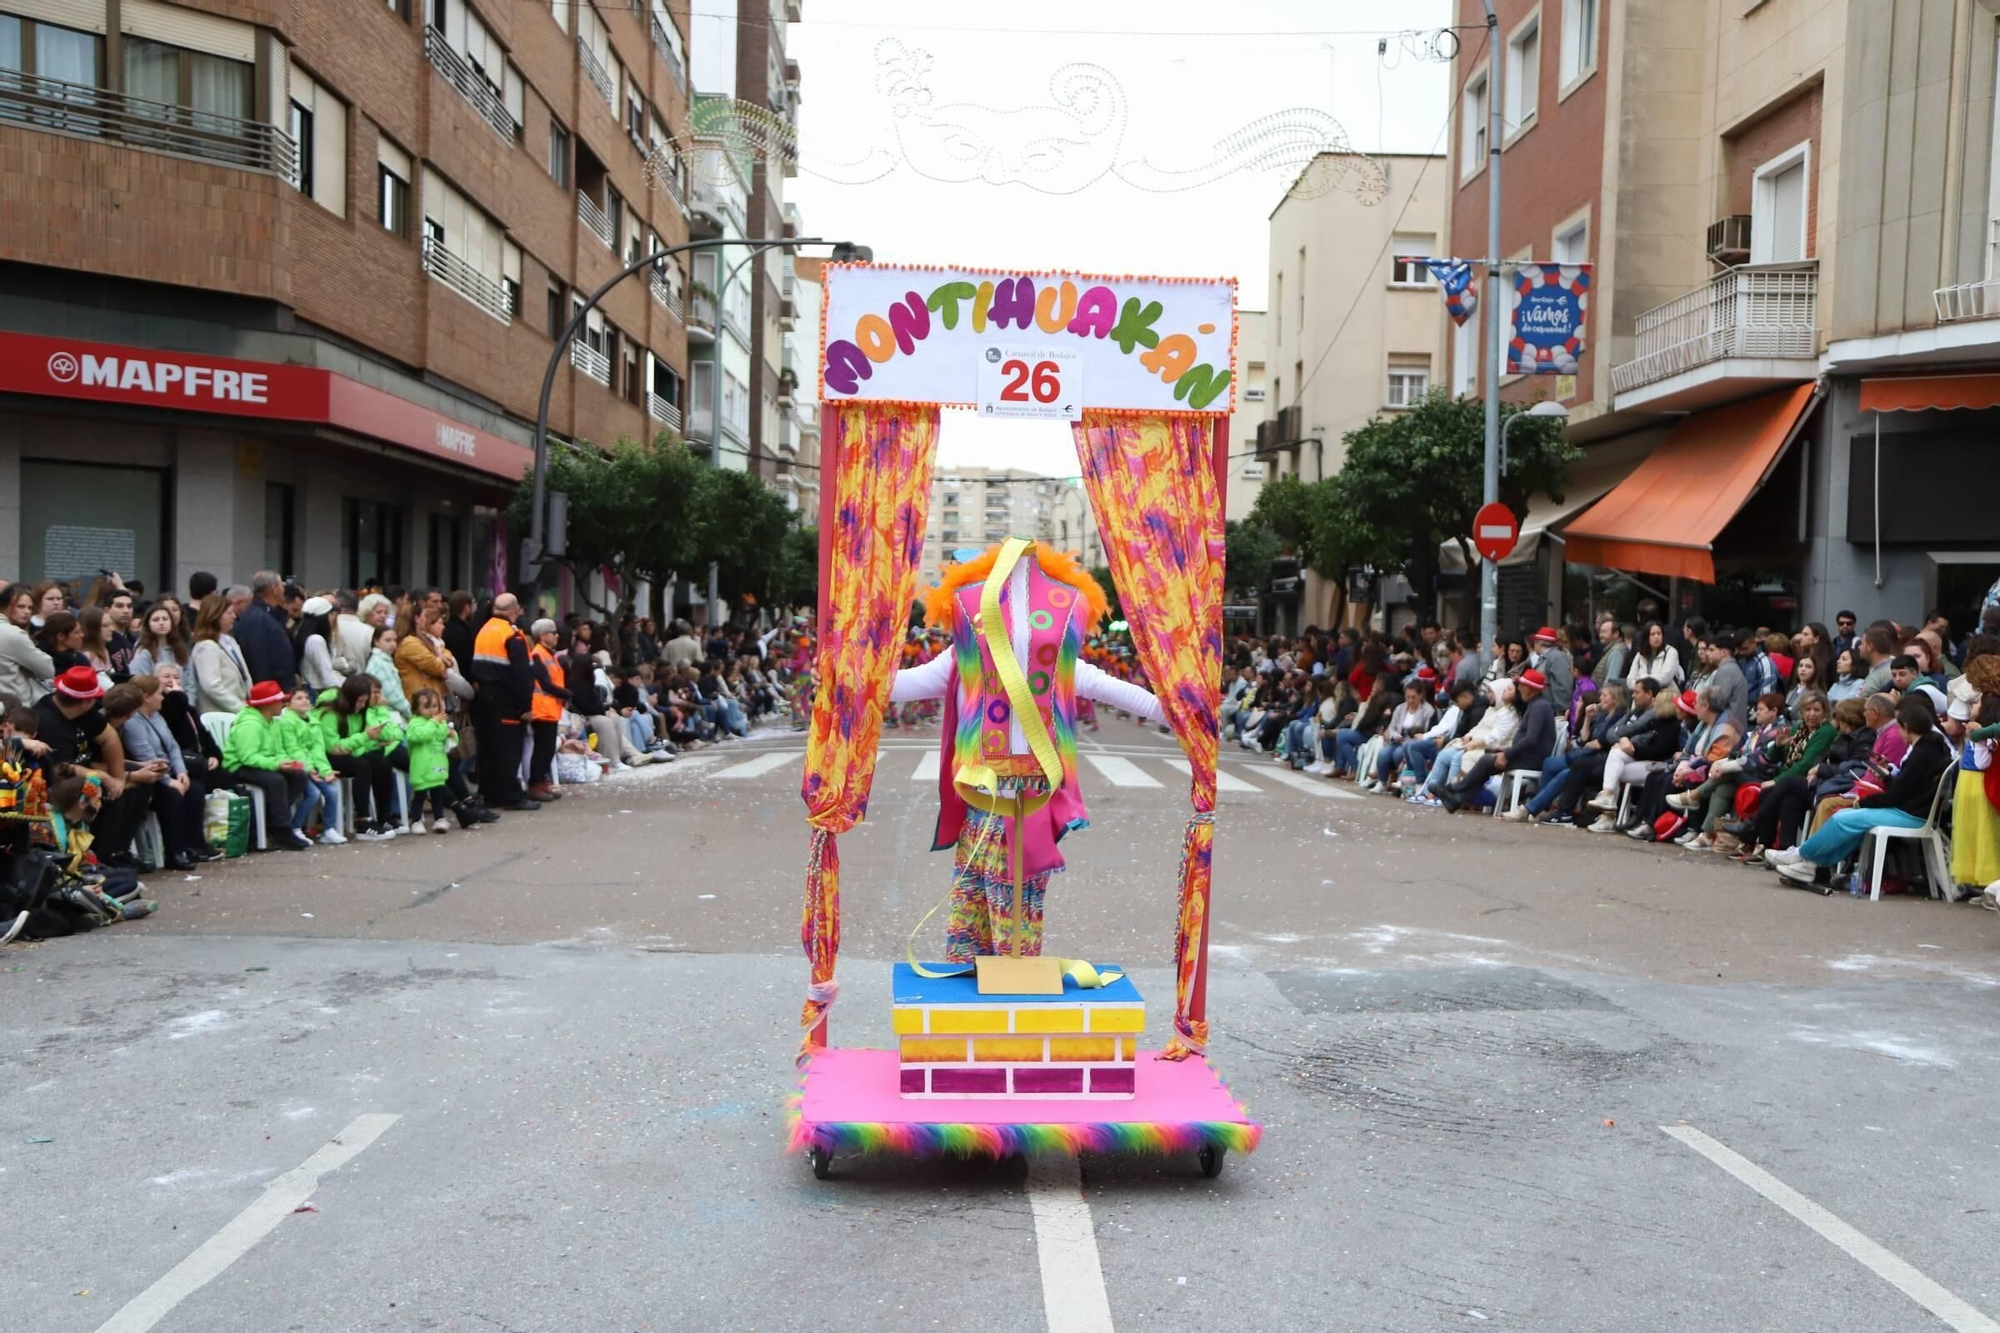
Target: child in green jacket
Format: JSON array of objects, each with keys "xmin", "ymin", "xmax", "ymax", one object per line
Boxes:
[
  {"xmin": 318, "ymin": 676, "xmax": 403, "ymax": 839},
  {"xmin": 220, "ymin": 680, "xmax": 311, "ymax": 851},
  {"xmin": 403, "ymin": 688, "xmax": 466, "ymax": 834},
  {"xmin": 281, "ymin": 686, "xmax": 345, "ymax": 845}
]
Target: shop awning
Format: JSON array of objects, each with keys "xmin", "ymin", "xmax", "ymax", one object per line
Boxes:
[
  {"xmin": 1857, "ymin": 373, "xmax": 2000, "ymax": 413},
  {"xmin": 1439, "ymin": 428, "xmax": 1660, "ymax": 574},
  {"xmin": 1562, "ymin": 383, "xmax": 1819, "ymax": 583}
]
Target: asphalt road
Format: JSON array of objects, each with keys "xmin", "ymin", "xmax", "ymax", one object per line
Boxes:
[{"xmin": 5, "ymin": 716, "xmax": 1998, "ymax": 1333}]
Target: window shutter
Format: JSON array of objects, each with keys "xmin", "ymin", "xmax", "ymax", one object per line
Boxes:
[
  {"xmin": 123, "ymin": 0, "xmax": 253, "ymax": 59},
  {"xmin": 503, "ymin": 61, "xmax": 523, "ymax": 122},
  {"xmin": 378, "ymin": 135, "xmax": 412, "ymax": 182},
  {"xmin": 1769, "ymin": 162, "xmax": 1806, "ymax": 261},
  {"xmin": 313, "ymin": 88, "xmax": 347, "ymax": 214}
]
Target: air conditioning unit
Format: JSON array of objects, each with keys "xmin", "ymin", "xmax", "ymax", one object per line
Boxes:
[
  {"xmin": 1707, "ymin": 214, "xmax": 1752, "ymax": 264},
  {"xmin": 1278, "ymin": 404, "xmax": 1302, "ymax": 442}
]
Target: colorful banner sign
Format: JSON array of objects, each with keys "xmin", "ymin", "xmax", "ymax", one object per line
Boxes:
[
  {"xmin": 819, "ymin": 264, "xmax": 1237, "ymax": 414},
  {"xmin": 1507, "ymin": 263, "xmax": 1591, "ymax": 375},
  {"xmin": 1414, "ymin": 258, "xmax": 1479, "ymax": 327}
]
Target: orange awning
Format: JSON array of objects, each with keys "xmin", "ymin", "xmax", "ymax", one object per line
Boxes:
[
  {"xmin": 1857, "ymin": 373, "xmax": 2000, "ymax": 413},
  {"xmin": 1562, "ymin": 384, "xmax": 1818, "ymax": 583}
]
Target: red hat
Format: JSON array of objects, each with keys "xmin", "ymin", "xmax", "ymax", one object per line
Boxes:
[
  {"xmin": 1416, "ymin": 665, "xmax": 1438, "ymax": 681},
  {"xmin": 247, "ymin": 680, "xmax": 288, "ymax": 709},
  {"xmin": 53, "ymin": 665, "xmax": 103, "ymax": 700},
  {"xmin": 1532, "ymin": 625, "xmax": 1559, "ymax": 644},
  {"xmin": 1518, "ymin": 668, "xmax": 1547, "ymax": 693},
  {"xmin": 1675, "ymin": 689, "xmax": 1700, "ymax": 716}
]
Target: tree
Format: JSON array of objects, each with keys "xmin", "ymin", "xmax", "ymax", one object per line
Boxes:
[
  {"xmin": 688, "ymin": 466, "xmax": 798, "ymax": 605},
  {"xmin": 1223, "ymin": 519, "xmax": 1283, "ymax": 599},
  {"xmin": 507, "ymin": 431, "xmax": 704, "ymax": 618},
  {"xmin": 1088, "ymin": 565, "xmax": 1123, "ymax": 625}
]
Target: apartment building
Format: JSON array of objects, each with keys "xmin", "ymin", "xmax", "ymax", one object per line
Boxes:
[
  {"xmin": 783, "ymin": 242, "xmax": 822, "ymax": 514},
  {"xmin": 1257, "ymin": 152, "xmax": 1450, "ymax": 631},
  {"xmin": 1222, "ymin": 308, "xmax": 1268, "ymax": 522},
  {"xmin": 1447, "ymin": 0, "xmax": 1995, "ymax": 631},
  {"xmin": 919, "ymin": 468, "xmax": 1100, "ymax": 589},
  {"xmin": 688, "ymin": 0, "xmax": 799, "ymax": 484},
  {"xmin": 684, "ymin": 104, "xmax": 754, "ymax": 472},
  {"xmin": 0, "ymin": 0, "xmax": 698, "ymax": 604}
]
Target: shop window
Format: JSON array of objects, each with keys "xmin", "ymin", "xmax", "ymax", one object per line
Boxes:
[
  {"xmin": 428, "ymin": 512, "xmax": 463, "ymax": 589},
  {"xmin": 19, "ymin": 461, "xmax": 166, "ymax": 594},
  {"xmin": 341, "ymin": 498, "xmax": 405, "ymax": 589},
  {"xmin": 264, "ymin": 482, "xmax": 295, "ymax": 576}
]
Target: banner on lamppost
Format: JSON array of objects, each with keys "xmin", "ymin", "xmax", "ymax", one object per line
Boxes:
[
  {"xmin": 1409, "ymin": 258, "xmax": 1479, "ymax": 327},
  {"xmin": 1506, "ymin": 263, "xmax": 1591, "ymax": 375}
]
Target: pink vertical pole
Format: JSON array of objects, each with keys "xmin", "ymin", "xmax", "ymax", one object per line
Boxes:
[
  {"xmin": 810, "ymin": 401, "xmax": 839, "ymax": 1051},
  {"xmin": 1188, "ymin": 415, "xmax": 1228, "ymax": 1033}
]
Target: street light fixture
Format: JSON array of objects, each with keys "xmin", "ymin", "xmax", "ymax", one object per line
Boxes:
[
  {"xmin": 521, "ymin": 234, "xmax": 866, "ymax": 604},
  {"xmin": 1500, "ymin": 398, "xmax": 1569, "ymax": 472}
]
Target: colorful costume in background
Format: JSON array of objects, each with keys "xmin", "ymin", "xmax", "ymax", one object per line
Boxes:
[{"xmin": 891, "ymin": 539, "xmax": 1163, "ymax": 959}]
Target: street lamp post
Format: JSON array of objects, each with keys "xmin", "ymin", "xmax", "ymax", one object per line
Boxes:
[
  {"xmin": 1479, "ymin": 0, "xmax": 1505, "ymax": 662},
  {"xmin": 1500, "ymin": 399, "xmax": 1569, "ymax": 473},
  {"xmin": 521, "ymin": 234, "xmax": 859, "ymax": 608}
]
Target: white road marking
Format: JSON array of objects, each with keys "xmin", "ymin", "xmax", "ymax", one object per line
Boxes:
[
  {"xmin": 1083, "ymin": 753, "xmax": 1162, "ymax": 788},
  {"xmin": 1164, "ymin": 758, "xmax": 1262, "ymax": 794},
  {"xmin": 910, "ymin": 751, "xmax": 940, "ymax": 782},
  {"xmin": 710, "ymin": 751, "xmax": 803, "ymax": 780},
  {"xmin": 662, "ymin": 753, "xmax": 727, "ymax": 773},
  {"xmin": 1254, "ymin": 765, "xmax": 1364, "ymax": 800},
  {"xmin": 1663, "ymin": 1125, "xmax": 2000, "ymax": 1333},
  {"xmin": 1027, "ymin": 1157, "xmax": 1115, "ymax": 1333},
  {"xmin": 96, "ymin": 1113, "xmax": 401, "ymax": 1333}
]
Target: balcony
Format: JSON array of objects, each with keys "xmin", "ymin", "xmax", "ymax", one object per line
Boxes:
[
  {"xmin": 423, "ymin": 236, "xmax": 511, "ymax": 325},
  {"xmin": 720, "ymin": 302, "xmax": 748, "ymax": 345},
  {"xmin": 425, "ymin": 28, "xmax": 516, "ymax": 142},
  {"xmin": 576, "ymin": 34, "xmax": 616, "ymax": 111},
  {"xmin": 651, "ymin": 156, "xmax": 688, "ymax": 214},
  {"xmin": 647, "ymin": 391, "xmax": 682, "ymax": 432},
  {"xmin": 720, "ymin": 412, "xmax": 747, "ymax": 447},
  {"xmin": 1610, "ymin": 261, "xmax": 1819, "ymax": 412},
  {"xmin": 687, "ymin": 289, "xmax": 717, "ymax": 342},
  {"xmin": 571, "ymin": 338, "xmax": 611, "ymax": 385},
  {"xmin": 1255, "ymin": 405, "xmax": 1300, "ymax": 459},
  {"xmin": 0, "ymin": 65, "xmax": 294, "ymax": 177},
  {"xmin": 1935, "ymin": 279, "xmax": 2000, "ymax": 324},
  {"xmin": 650, "ymin": 16, "xmax": 689, "ymax": 99},
  {"xmin": 649, "ymin": 268, "xmax": 682, "ymax": 319},
  {"xmin": 776, "ymin": 411, "xmax": 796, "ymax": 456},
  {"xmin": 687, "ymin": 402, "xmax": 713, "ymax": 440},
  {"xmin": 777, "ymin": 368, "xmax": 797, "ymax": 407},
  {"xmin": 576, "ymin": 191, "xmax": 614, "ymax": 251}
]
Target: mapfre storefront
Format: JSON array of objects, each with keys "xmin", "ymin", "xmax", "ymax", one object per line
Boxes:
[{"xmin": 0, "ymin": 332, "xmax": 534, "ymax": 597}]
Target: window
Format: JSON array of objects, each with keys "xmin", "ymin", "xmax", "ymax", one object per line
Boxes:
[
  {"xmin": 547, "ymin": 119, "xmax": 569, "ymax": 186},
  {"xmin": 264, "ymin": 483, "xmax": 295, "ymax": 576},
  {"xmin": 341, "ymin": 498, "xmax": 405, "ymax": 588},
  {"xmin": 692, "ymin": 359, "xmax": 716, "ymax": 423},
  {"xmin": 378, "ymin": 143, "xmax": 411, "ymax": 239},
  {"xmin": 1751, "ymin": 142, "xmax": 1810, "ymax": 263},
  {"xmin": 1386, "ymin": 357, "xmax": 1431, "ymax": 408},
  {"xmin": 427, "ymin": 513, "xmax": 463, "ymax": 589},
  {"xmin": 1461, "ymin": 68, "xmax": 1489, "ymax": 178},
  {"xmin": 1453, "ymin": 316, "xmax": 1477, "ymax": 396},
  {"xmin": 288, "ymin": 100, "xmax": 314, "ymax": 194},
  {"xmin": 1272, "ymin": 272, "xmax": 1283, "ymax": 345},
  {"xmin": 502, "ymin": 239, "xmax": 522, "ymax": 317},
  {"xmin": 1296, "ymin": 246, "xmax": 1306, "ymax": 330},
  {"xmin": 122, "ymin": 36, "xmax": 251, "ymax": 119},
  {"xmin": 1553, "ymin": 215, "xmax": 1589, "ymax": 264},
  {"xmin": 4, "ymin": 17, "xmax": 102, "ymax": 85},
  {"xmin": 546, "ymin": 280, "xmax": 567, "ymax": 339},
  {"xmin": 1560, "ymin": 0, "xmax": 1597, "ymax": 87},
  {"xmin": 1391, "ymin": 234, "xmax": 1436, "ymax": 285},
  {"xmin": 551, "ymin": 0, "xmax": 567, "ymax": 32},
  {"xmin": 1504, "ymin": 16, "xmax": 1539, "ymax": 133},
  {"xmin": 285, "ymin": 68, "xmax": 347, "ymax": 213}
]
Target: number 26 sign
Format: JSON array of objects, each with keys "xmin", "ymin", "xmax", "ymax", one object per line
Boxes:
[{"xmin": 976, "ymin": 346, "xmax": 1082, "ymax": 421}]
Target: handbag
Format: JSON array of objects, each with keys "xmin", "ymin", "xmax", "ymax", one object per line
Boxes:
[{"xmin": 444, "ymin": 666, "xmax": 475, "ymax": 701}]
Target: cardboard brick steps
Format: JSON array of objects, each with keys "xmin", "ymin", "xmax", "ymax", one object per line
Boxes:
[{"xmin": 892, "ymin": 962, "xmax": 1143, "ymax": 1100}]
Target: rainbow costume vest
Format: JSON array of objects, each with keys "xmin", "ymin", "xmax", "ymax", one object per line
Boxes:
[{"xmin": 929, "ymin": 542, "xmax": 1093, "ymax": 875}]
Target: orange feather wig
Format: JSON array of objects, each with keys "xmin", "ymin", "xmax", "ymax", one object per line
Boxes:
[{"xmin": 922, "ymin": 541, "xmax": 1109, "ymax": 636}]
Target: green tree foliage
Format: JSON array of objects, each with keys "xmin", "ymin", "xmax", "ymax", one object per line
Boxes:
[
  {"xmin": 1223, "ymin": 519, "xmax": 1283, "ymax": 598},
  {"xmin": 509, "ymin": 431, "xmax": 814, "ymax": 617},
  {"xmin": 1088, "ymin": 565, "xmax": 1123, "ymax": 625}
]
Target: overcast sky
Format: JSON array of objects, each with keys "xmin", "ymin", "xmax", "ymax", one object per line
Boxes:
[{"xmin": 783, "ymin": 0, "xmax": 1453, "ymax": 473}]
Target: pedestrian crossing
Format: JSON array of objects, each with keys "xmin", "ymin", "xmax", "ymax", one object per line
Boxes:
[{"xmin": 688, "ymin": 743, "xmax": 1365, "ymax": 800}]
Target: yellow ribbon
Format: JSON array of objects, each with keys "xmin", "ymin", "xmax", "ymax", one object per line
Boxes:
[{"xmin": 954, "ymin": 537, "xmax": 1064, "ymax": 815}]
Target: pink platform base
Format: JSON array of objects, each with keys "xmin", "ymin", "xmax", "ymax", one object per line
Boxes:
[{"xmin": 788, "ymin": 1047, "xmax": 1263, "ymax": 1160}]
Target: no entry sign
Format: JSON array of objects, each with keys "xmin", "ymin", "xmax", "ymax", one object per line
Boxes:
[{"xmin": 1472, "ymin": 502, "xmax": 1519, "ymax": 563}]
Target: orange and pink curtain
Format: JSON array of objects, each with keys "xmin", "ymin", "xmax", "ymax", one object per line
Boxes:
[
  {"xmin": 797, "ymin": 402, "xmax": 939, "ymax": 1064},
  {"xmin": 1070, "ymin": 411, "xmax": 1224, "ymax": 1059}
]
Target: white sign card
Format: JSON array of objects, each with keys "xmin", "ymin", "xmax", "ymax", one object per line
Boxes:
[
  {"xmin": 820, "ymin": 264, "xmax": 1236, "ymax": 414},
  {"xmin": 975, "ymin": 346, "xmax": 1082, "ymax": 420}
]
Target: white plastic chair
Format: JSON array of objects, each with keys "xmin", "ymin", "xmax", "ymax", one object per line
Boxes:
[
  {"xmin": 1615, "ymin": 761, "xmax": 1664, "ymax": 826},
  {"xmin": 1859, "ymin": 759, "xmax": 1957, "ymax": 902},
  {"xmin": 200, "ymin": 712, "xmax": 266, "ymax": 851},
  {"xmin": 135, "ymin": 813, "xmax": 165, "ymax": 871},
  {"xmin": 1487, "ymin": 769, "xmax": 1541, "ymax": 816}
]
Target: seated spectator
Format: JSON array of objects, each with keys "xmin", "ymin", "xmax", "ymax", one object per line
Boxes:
[
  {"xmin": 1627, "ymin": 621, "xmax": 1683, "ymax": 690},
  {"xmin": 129, "ymin": 601, "xmax": 189, "ymax": 680},
  {"xmin": 1437, "ymin": 668, "xmax": 1554, "ymax": 813},
  {"xmin": 1666, "ymin": 691, "xmax": 1792, "ymax": 845},
  {"xmin": 1326, "ymin": 676, "xmax": 1395, "ymax": 779},
  {"xmin": 367, "ymin": 625, "xmax": 412, "ymax": 720},
  {"xmin": 294, "ymin": 598, "xmax": 343, "ymax": 693},
  {"xmin": 1690, "ymin": 690, "xmax": 1832, "ymax": 851},
  {"xmin": 1826, "ymin": 648, "xmax": 1866, "ymax": 702},
  {"xmin": 188, "ymin": 594, "xmax": 252, "ymax": 716},
  {"xmin": 1620, "ymin": 688, "xmax": 1738, "ymax": 843},
  {"xmin": 0, "ymin": 582, "xmax": 55, "ymax": 703},
  {"xmin": 1771, "ymin": 695, "xmax": 1953, "ymax": 890},
  {"xmin": 1410, "ymin": 680, "xmax": 1518, "ymax": 807},
  {"xmin": 116, "ymin": 673, "xmax": 216, "ymax": 870},
  {"xmin": 1578, "ymin": 678, "xmax": 1682, "ymax": 831},
  {"xmin": 35, "ymin": 665, "xmax": 149, "ymax": 869},
  {"xmin": 1360, "ymin": 680, "xmax": 1436, "ymax": 793},
  {"xmin": 319, "ymin": 675, "xmax": 402, "ymax": 839},
  {"xmin": 1732, "ymin": 694, "xmax": 1862, "ymax": 864},
  {"xmin": 1513, "ymin": 680, "xmax": 1631, "ymax": 824},
  {"xmin": 1397, "ymin": 680, "xmax": 1478, "ymax": 795},
  {"xmin": 220, "ymin": 680, "xmax": 311, "ymax": 852},
  {"xmin": 279, "ymin": 685, "xmax": 345, "ymax": 845},
  {"xmin": 565, "ymin": 642, "xmax": 648, "ymax": 769}
]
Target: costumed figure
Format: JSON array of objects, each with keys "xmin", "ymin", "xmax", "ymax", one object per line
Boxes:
[{"xmin": 889, "ymin": 538, "xmax": 1163, "ymax": 961}]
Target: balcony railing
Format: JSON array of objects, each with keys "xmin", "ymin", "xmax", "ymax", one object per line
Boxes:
[
  {"xmin": 689, "ymin": 289, "xmax": 717, "ymax": 332},
  {"xmin": 647, "ymin": 391, "xmax": 682, "ymax": 430},
  {"xmin": 423, "ymin": 236, "xmax": 512, "ymax": 325},
  {"xmin": 0, "ymin": 65, "xmax": 294, "ymax": 177},
  {"xmin": 571, "ymin": 338, "xmax": 611, "ymax": 384},
  {"xmin": 1935, "ymin": 278, "xmax": 2000, "ymax": 324},
  {"xmin": 1610, "ymin": 261, "xmax": 1818, "ymax": 396},
  {"xmin": 650, "ymin": 16, "xmax": 689, "ymax": 98},
  {"xmin": 721, "ymin": 303, "xmax": 748, "ymax": 343},
  {"xmin": 425, "ymin": 28, "xmax": 516, "ymax": 141},
  {"xmin": 649, "ymin": 269, "xmax": 683, "ymax": 319},
  {"xmin": 720, "ymin": 413, "xmax": 747, "ymax": 445},
  {"xmin": 653, "ymin": 157, "xmax": 687, "ymax": 213},
  {"xmin": 577, "ymin": 34, "xmax": 616, "ymax": 111},
  {"xmin": 576, "ymin": 191, "xmax": 614, "ymax": 250},
  {"xmin": 687, "ymin": 403, "xmax": 714, "ymax": 439}
]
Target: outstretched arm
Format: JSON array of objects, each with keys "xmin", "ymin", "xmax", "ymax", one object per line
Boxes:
[
  {"xmin": 888, "ymin": 651, "xmax": 952, "ymax": 703},
  {"xmin": 1077, "ymin": 661, "xmax": 1165, "ymax": 723}
]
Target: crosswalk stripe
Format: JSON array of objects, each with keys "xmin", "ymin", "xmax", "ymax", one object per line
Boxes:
[
  {"xmin": 1163, "ymin": 758, "xmax": 1262, "ymax": 794},
  {"xmin": 711, "ymin": 751, "xmax": 803, "ymax": 780},
  {"xmin": 1082, "ymin": 753, "xmax": 1163, "ymax": 788},
  {"xmin": 664, "ymin": 753, "xmax": 727, "ymax": 772},
  {"xmin": 1256, "ymin": 765, "xmax": 1364, "ymax": 800},
  {"xmin": 910, "ymin": 751, "xmax": 940, "ymax": 782}
]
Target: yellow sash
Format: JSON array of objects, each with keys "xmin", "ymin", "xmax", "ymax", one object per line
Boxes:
[{"xmin": 953, "ymin": 537, "xmax": 1064, "ymax": 816}]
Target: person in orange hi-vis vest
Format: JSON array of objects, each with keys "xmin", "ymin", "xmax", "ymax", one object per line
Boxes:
[{"xmin": 526, "ymin": 618, "xmax": 570, "ymax": 801}]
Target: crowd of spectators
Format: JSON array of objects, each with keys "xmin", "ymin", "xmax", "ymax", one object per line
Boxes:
[
  {"xmin": 0, "ymin": 569, "xmax": 807, "ymax": 943},
  {"xmin": 1224, "ymin": 595, "xmax": 2000, "ymax": 904}
]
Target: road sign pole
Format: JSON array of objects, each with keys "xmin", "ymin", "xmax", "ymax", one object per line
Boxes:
[{"xmin": 1480, "ymin": 0, "xmax": 1503, "ymax": 661}]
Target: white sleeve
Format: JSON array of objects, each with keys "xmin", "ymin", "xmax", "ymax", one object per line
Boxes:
[
  {"xmin": 888, "ymin": 651, "xmax": 953, "ymax": 703},
  {"xmin": 1077, "ymin": 660, "xmax": 1164, "ymax": 723}
]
